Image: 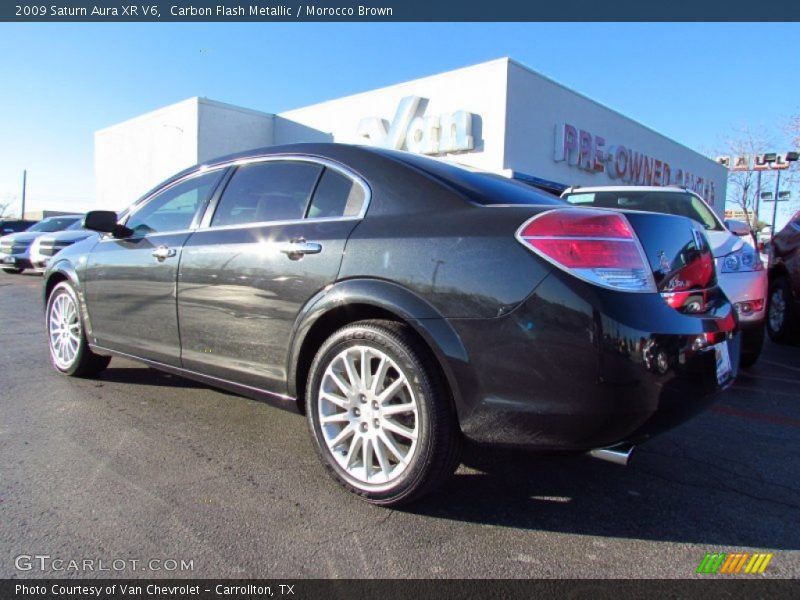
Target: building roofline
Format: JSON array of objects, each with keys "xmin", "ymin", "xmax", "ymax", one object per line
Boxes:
[
  {"xmin": 279, "ymin": 57, "xmax": 511, "ymax": 115},
  {"xmin": 505, "ymin": 58, "xmax": 722, "ymax": 169},
  {"xmin": 96, "ymin": 97, "xmax": 275, "ymax": 134}
]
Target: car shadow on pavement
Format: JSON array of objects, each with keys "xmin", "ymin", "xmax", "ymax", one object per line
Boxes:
[
  {"xmin": 97, "ymin": 366, "xmax": 209, "ymax": 389},
  {"xmin": 405, "ymin": 439, "xmax": 800, "ymax": 550}
]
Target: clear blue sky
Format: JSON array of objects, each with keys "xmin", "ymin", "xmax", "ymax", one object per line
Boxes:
[{"xmin": 1, "ymin": 22, "xmax": 798, "ymax": 218}]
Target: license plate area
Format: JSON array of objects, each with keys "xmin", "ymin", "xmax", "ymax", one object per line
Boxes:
[{"xmin": 714, "ymin": 341, "xmax": 732, "ymax": 384}]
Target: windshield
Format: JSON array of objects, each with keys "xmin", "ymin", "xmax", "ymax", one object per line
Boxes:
[
  {"xmin": 562, "ymin": 190, "xmax": 724, "ymax": 231},
  {"xmin": 26, "ymin": 217, "xmax": 81, "ymax": 233}
]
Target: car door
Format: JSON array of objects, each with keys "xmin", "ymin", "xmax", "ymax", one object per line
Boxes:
[
  {"xmin": 177, "ymin": 157, "xmax": 368, "ymax": 394},
  {"xmin": 82, "ymin": 169, "xmax": 226, "ymax": 365}
]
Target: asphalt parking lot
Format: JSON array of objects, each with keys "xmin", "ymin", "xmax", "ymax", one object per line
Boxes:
[{"xmin": 1, "ymin": 270, "xmax": 799, "ymax": 579}]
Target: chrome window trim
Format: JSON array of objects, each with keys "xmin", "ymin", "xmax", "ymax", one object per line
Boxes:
[
  {"xmin": 98, "ymin": 228, "xmax": 199, "ymax": 242},
  {"xmin": 122, "ymin": 165, "xmax": 230, "ymax": 225},
  {"xmin": 199, "ymin": 215, "xmax": 363, "ymax": 233},
  {"xmin": 98, "ymin": 154, "xmax": 372, "ymax": 244},
  {"xmin": 200, "ymin": 154, "xmax": 372, "ymax": 230}
]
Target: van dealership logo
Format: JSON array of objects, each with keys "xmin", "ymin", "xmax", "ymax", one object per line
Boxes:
[
  {"xmin": 696, "ymin": 552, "xmax": 773, "ymax": 574},
  {"xmin": 357, "ymin": 96, "xmax": 475, "ymax": 156},
  {"xmin": 554, "ymin": 122, "xmax": 717, "ymax": 205}
]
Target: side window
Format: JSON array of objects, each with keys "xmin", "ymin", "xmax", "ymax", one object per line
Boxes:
[
  {"xmin": 126, "ymin": 170, "xmax": 223, "ymax": 235},
  {"xmin": 211, "ymin": 161, "xmax": 322, "ymax": 227},
  {"xmin": 307, "ymin": 168, "xmax": 366, "ymax": 219}
]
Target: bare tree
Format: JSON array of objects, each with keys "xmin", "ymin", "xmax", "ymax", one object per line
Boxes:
[
  {"xmin": 716, "ymin": 125, "xmax": 774, "ymax": 231},
  {"xmin": 788, "ymin": 114, "xmax": 800, "ymax": 148},
  {"xmin": 0, "ymin": 200, "xmax": 14, "ymax": 219}
]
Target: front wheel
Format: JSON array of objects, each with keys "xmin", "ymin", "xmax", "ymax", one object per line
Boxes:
[
  {"xmin": 2, "ymin": 267, "xmax": 23, "ymax": 274},
  {"xmin": 46, "ymin": 281, "xmax": 111, "ymax": 377},
  {"xmin": 306, "ymin": 320, "xmax": 461, "ymax": 506},
  {"xmin": 766, "ymin": 277, "xmax": 800, "ymax": 344}
]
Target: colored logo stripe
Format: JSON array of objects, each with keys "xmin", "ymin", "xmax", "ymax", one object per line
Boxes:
[{"xmin": 697, "ymin": 552, "xmax": 773, "ymax": 574}]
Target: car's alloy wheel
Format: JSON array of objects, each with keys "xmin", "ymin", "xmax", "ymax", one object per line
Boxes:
[
  {"xmin": 769, "ymin": 288, "xmax": 786, "ymax": 332},
  {"xmin": 306, "ymin": 320, "xmax": 461, "ymax": 506},
  {"xmin": 49, "ymin": 288, "xmax": 82, "ymax": 370},
  {"xmin": 318, "ymin": 345, "xmax": 419, "ymax": 487},
  {"xmin": 766, "ymin": 277, "xmax": 799, "ymax": 344},
  {"xmin": 46, "ymin": 281, "xmax": 111, "ymax": 377}
]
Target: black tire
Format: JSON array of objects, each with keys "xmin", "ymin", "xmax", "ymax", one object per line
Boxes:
[
  {"xmin": 739, "ymin": 325, "xmax": 764, "ymax": 369},
  {"xmin": 766, "ymin": 276, "xmax": 800, "ymax": 344},
  {"xmin": 46, "ymin": 281, "xmax": 111, "ymax": 377},
  {"xmin": 306, "ymin": 319, "xmax": 461, "ymax": 506},
  {"xmin": 2, "ymin": 267, "xmax": 23, "ymax": 274}
]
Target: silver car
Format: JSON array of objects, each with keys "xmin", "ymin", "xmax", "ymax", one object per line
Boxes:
[
  {"xmin": 0, "ymin": 215, "xmax": 83, "ymax": 274},
  {"xmin": 561, "ymin": 186, "xmax": 767, "ymax": 368},
  {"xmin": 29, "ymin": 220, "xmax": 98, "ymax": 271}
]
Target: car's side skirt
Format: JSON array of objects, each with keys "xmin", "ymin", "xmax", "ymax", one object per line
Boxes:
[{"xmin": 89, "ymin": 344, "xmax": 300, "ymax": 414}]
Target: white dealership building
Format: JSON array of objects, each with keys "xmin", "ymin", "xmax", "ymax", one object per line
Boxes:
[{"xmin": 95, "ymin": 58, "xmax": 727, "ymax": 214}]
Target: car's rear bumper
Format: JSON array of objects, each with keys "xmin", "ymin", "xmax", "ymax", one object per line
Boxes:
[{"xmin": 446, "ymin": 271, "xmax": 739, "ymax": 450}]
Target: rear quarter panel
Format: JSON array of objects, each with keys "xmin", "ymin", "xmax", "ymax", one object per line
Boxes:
[{"xmin": 339, "ymin": 205, "xmax": 553, "ymax": 319}]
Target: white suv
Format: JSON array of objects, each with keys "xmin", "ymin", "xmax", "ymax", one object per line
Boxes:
[{"xmin": 561, "ymin": 186, "xmax": 767, "ymax": 368}]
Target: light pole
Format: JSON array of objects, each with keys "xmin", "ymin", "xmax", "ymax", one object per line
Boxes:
[
  {"xmin": 763, "ymin": 152, "xmax": 799, "ymax": 239},
  {"xmin": 21, "ymin": 170, "xmax": 26, "ymax": 219}
]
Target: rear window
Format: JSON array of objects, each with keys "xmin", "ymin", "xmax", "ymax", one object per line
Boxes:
[
  {"xmin": 379, "ymin": 150, "xmax": 563, "ymax": 207},
  {"xmin": 307, "ymin": 168, "xmax": 365, "ymax": 219},
  {"xmin": 563, "ymin": 190, "xmax": 724, "ymax": 231}
]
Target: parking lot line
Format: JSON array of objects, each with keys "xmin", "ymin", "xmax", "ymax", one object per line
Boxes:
[{"xmin": 711, "ymin": 404, "xmax": 800, "ymax": 429}]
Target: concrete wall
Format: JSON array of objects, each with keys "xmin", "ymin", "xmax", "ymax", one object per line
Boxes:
[
  {"xmin": 197, "ymin": 100, "xmax": 275, "ymax": 163},
  {"xmin": 278, "ymin": 58, "xmax": 510, "ymax": 173},
  {"xmin": 95, "ymin": 98, "xmax": 201, "ymax": 210},
  {"xmin": 95, "ymin": 98, "xmax": 332, "ymax": 210},
  {"xmin": 504, "ymin": 60, "xmax": 728, "ymax": 213}
]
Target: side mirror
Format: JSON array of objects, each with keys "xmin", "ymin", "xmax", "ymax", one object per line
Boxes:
[
  {"xmin": 83, "ymin": 210, "xmax": 132, "ymax": 238},
  {"xmin": 724, "ymin": 219, "xmax": 750, "ymax": 237}
]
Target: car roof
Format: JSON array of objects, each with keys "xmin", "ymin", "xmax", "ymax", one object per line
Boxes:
[{"xmin": 133, "ymin": 142, "xmax": 562, "ymax": 213}]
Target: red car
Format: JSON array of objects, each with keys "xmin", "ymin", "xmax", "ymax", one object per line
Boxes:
[{"xmin": 767, "ymin": 210, "xmax": 800, "ymax": 343}]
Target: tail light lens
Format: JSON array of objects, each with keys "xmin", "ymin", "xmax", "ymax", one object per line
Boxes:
[{"xmin": 516, "ymin": 209, "xmax": 656, "ymax": 293}]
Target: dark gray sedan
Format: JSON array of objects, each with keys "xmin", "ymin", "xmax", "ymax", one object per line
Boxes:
[{"xmin": 43, "ymin": 144, "xmax": 739, "ymax": 505}]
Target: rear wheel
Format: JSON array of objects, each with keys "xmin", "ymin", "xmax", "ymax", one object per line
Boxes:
[
  {"xmin": 46, "ymin": 281, "xmax": 111, "ymax": 377},
  {"xmin": 306, "ymin": 320, "xmax": 461, "ymax": 506},
  {"xmin": 766, "ymin": 277, "xmax": 800, "ymax": 344},
  {"xmin": 2, "ymin": 267, "xmax": 22, "ymax": 274}
]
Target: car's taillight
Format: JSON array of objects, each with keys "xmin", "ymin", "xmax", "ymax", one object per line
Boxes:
[{"xmin": 516, "ymin": 208, "xmax": 656, "ymax": 293}]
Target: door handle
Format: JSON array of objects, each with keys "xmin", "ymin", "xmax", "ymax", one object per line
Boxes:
[
  {"xmin": 278, "ymin": 239, "xmax": 322, "ymax": 259},
  {"xmin": 152, "ymin": 245, "xmax": 177, "ymax": 261}
]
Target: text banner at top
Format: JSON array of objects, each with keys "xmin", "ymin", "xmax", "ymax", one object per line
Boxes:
[{"xmin": 3, "ymin": 0, "xmax": 797, "ymax": 22}]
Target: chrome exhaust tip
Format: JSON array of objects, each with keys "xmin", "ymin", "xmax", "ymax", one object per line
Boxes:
[{"xmin": 587, "ymin": 443, "xmax": 636, "ymax": 466}]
